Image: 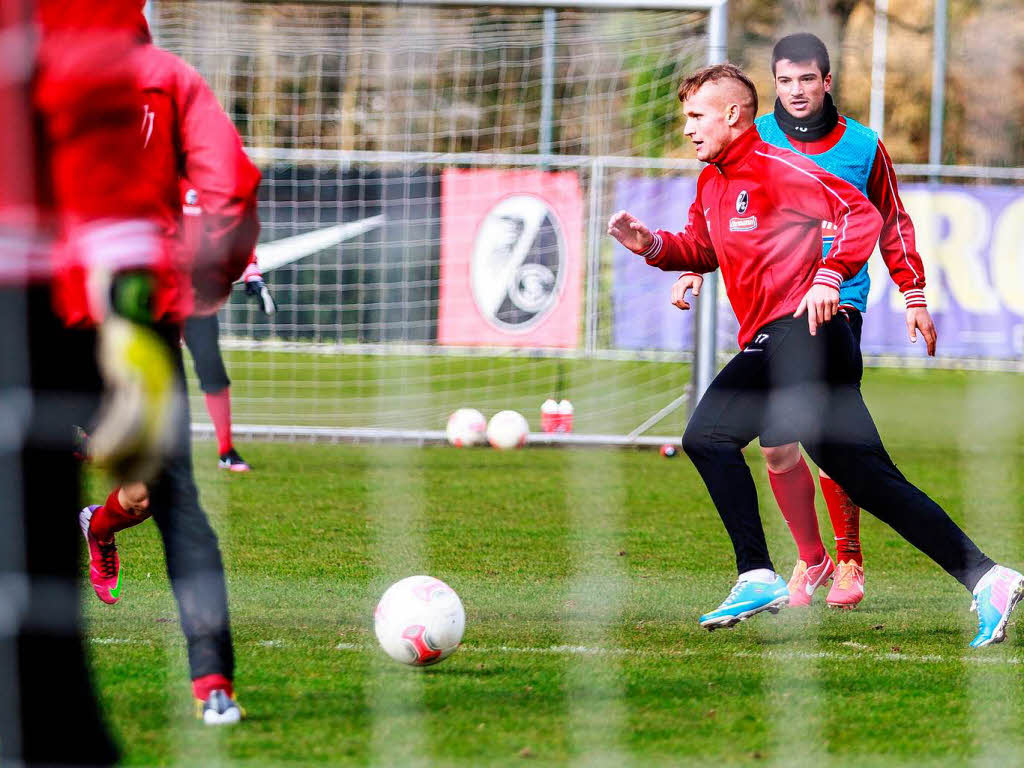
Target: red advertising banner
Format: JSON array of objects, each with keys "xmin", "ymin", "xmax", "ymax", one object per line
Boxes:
[{"xmin": 438, "ymin": 169, "xmax": 584, "ymax": 348}]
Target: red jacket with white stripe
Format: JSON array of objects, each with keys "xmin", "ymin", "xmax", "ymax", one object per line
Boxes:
[
  {"xmin": 180, "ymin": 180, "xmax": 260, "ymax": 316},
  {"xmin": 136, "ymin": 40, "xmax": 261, "ymax": 322},
  {"xmin": 785, "ymin": 117, "xmax": 927, "ymax": 309},
  {"xmin": 640, "ymin": 126, "xmax": 883, "ymax": 348},
  {"xmin": 30, "ymin": 2, "xmax": 259, "ymax": 326},
  {"xmin": 26, "ymin": 1, "xmax": 167, "ymax": 325}
]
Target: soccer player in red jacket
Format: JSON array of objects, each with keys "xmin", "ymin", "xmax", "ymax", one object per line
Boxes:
[
  {"xmin": 183, "ymin": 180, "xmax": 277, "ymax": 472},
  {"xmin": 671, "ymin": 34, "xmax": 938, "ymax": 609},
  {"xmin": 608, "ymin": 64, "xmax": 1023, "ymax": 646},
  {"xmin": 2, "ymin": 1, "xmax": 180, "ymax": 763},
  {"xmin": 76, "ymin": 4, "xmax": 261, "ymax": 725}
]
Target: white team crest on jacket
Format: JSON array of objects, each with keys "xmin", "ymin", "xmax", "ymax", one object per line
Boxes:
[{"xmin": 735, "ymin": 190, "xmax": 749, "ymax": 214}]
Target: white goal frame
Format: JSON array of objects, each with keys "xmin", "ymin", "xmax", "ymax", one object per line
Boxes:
[{"xmin": 150, "ymin": 0, "xmax": 730, "ymax": 446}]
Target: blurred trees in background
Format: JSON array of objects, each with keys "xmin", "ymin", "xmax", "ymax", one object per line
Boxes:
[
  {"xmin": 730, "ymin": 0, "xmax": 1023, "ymax": 166},
  {"xmin": 163, "ymin": 0, "xmax": 1023, "ymax": 167}
]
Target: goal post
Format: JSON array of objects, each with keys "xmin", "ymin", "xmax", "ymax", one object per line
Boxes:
[{"xmin": 150, "ymin": 0, "xmax": 729, "ymax": 444}]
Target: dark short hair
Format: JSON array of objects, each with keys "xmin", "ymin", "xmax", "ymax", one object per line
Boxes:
[
  {"xmin": 677, "ymin": 63, "xmax": 758, "ymax": 115},
  {"xmin": 771, "ymin": 33, "xmax": 831, "ymax": 77}
]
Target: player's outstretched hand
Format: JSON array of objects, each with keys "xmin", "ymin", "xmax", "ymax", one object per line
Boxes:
[
  {"xmin": 794, "ymin": 284, "xmax": 840, "ymax": 336},
  {"xmin": 607, "ymin": 210, "xmax": 654, "ymax": 254},
  {"xmin": 906, "ymin": 306, "xmax": 937, "ymax": 356},
  {"xmin": 242, "ymin": 261, "xmax": 277, "ymax": 315},
  {"xmin": 671, "ymin": 272, "xmax": 703, "ymax": 311},
  {"xmin": 245, "ymin": 277, "xmax": 277, "ymax": 315}
]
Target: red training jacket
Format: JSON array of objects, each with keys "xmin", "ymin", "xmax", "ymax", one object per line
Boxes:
[
  {"xmin": 22, "ymin": 1, "xmax": 166, "ymax": 326},
  {"xmin": 639, "ymin": 126, "xmax": 883, "ymax": 349},
  {"xmin": 135, "ymin": 35, "xmax": 262, "ymax": 322},
  {"xmin": 180, "ymin": 180, "xmax": 259, "ymax": 317},
  {"xmin": 785, "ymin": 116, "xmax": 926, "ymax": 308}
]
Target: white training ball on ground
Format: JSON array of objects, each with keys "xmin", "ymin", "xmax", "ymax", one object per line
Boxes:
[
  {"xmin": 374, "ymin": 575, "xmax": 465, "ymax": 667},
  {"xmin": 446, "ymin": 408, "xmax": 487, "ymax": 447},
  {"xmin": 486, "ymin": 409, "xmax": 529, "ymax": 450}
]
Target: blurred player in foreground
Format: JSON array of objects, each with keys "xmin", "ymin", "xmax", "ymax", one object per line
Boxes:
[
  {"xmin": 78, "ymin": 5, "xmax": 261, "ymax": 725},
  {"xmin": 670, "ymin": 33, "xmax": 938, "ymax": 609},
  {"xmin": 1, "ymin": 1, "xmax": 180, "ymax": 763},
  {"xmin": 608, "ymin": 63, "xmax": 1023, "ymax": 647}
]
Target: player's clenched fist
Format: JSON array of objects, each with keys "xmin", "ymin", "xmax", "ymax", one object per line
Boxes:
[
  {"xmin": 607, "ymin": 210, "xmax": 654, "ymax": 254},
  {"xmin": 671, "ymin": 273, "xmax": 703, "ymax": 311}
]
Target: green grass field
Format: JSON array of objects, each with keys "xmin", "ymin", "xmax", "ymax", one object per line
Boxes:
[
  {"xmin": 84, "ymin": 362, "xmax": 1024, "ymax": 766},
  {"xmin": 187, "ymin": 349, "xmax": 694, "ymax": 435}
]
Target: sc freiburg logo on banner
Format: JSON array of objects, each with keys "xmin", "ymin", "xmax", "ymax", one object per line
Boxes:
[{"xmin": 470, "ymin": 194, "xmax": 566, "ymax": 332}]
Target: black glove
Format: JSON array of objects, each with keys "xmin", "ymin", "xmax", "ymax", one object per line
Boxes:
[{"xmin": 245, "ymin": 278, "xmax": 277, "ymax": 315}]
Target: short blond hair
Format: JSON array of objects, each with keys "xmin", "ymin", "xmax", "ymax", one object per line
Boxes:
[{"xmin": 677, "ymin": 63, "xmax": 759, "ymax": 116}]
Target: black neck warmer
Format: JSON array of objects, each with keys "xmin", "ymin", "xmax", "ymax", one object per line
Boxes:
[{"xmin": 774, "ymin": 93, "xmax": 839, "ymax": 141}]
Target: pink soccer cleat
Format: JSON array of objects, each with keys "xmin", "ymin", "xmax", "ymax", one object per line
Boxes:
[
  {"xmin": 218, "ymin": 448, "xmax": 251, "ymax": 472},
  {"xmin": 79, "ymin": 505, "xmax": 122, "ymax": 605},
  {"xmin": 787, "ymin": 554, "xmax": 835, "ymax": 607},
  {"xmin": 827, "ymin": 560, "xmax": 865, "ymax": 609}
]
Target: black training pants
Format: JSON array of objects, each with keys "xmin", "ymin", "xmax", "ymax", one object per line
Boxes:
[
  {"xmin": 183, "ymin": 312, "xmax": 230, "ymax": 394},
  {"xmin": 682, "ymin": 315, "xmax": 993, "ymax": 590},
  {"xmin": 150, "ymin": 328, "xmax": 235, "ymax": 682},
  {"xmin": 0, "ymin": 286, "xmax": 118, "ymax": 767}
]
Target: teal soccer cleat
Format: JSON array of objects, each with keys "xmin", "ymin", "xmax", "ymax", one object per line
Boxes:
[
  {"xmin": 700, "ymin": 574, "xmax": 789, "ymax": 631},
  {"xmin": 969, "ymin": 565, "xmax": 1024, "ymax": 648}
]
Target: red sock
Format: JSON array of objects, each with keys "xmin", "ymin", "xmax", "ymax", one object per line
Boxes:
[
  {"xmin": 819, "ymin": 473, "xmax": 862, "ymax": 565},
  {"xmin": 192, "ymin": 673, "xmax": 233, "ymax": 701},
  {"xmin": 768, "ymin": 456, "xmax": 826, "ymax": 565},
  {"xmin": 205, "ymin": 388, "xmax": 234, "ymax": 455},
  {"xmin": 89, "ymin": 487, "xmax": 151, "ymax": 542}
]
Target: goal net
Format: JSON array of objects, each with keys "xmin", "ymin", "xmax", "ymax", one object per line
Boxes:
[{"xmin": 151, "ymin": 0, "xmax": 725, "ymax": 442}]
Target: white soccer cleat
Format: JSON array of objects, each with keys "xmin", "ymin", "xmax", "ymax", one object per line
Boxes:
[{"xmin": 196, "ymin": 689, "xmax": 244, "ymax": 725}]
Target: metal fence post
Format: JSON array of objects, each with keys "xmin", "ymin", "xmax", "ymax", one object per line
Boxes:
[
  {"xmin": 540, "ymin": 7, "xmax": 556, "ymax": 160},
  {"xmin": 690, "ymin": 0, "xmax": 727, "ymax": 410},
  {"xmin": 929, "ymin": 0, "xmax": 948, "ymax": 176},
  {"xmin": 585, "ymin": 158, "xmax": 605, "ymax": 357}
]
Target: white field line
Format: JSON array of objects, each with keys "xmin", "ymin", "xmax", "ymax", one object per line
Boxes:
[
  {"xmin": 455, "ymin": 645, "xmax": 1024, "ymax": 667},
  {"xmin": 90, "ymin": 637, "xmax": 1024, "ymax": 666}
]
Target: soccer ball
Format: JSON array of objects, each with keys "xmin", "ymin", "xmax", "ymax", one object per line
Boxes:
[
  {"xmin": 374, "ymin": 575, "xmax": 466, "ymax": 666},
  {"xmin": 486, "ymin": 410, "xmax": 529, "ymax": 450},
  {"xmin": 446, "ymin": 408, "xmax": 487, "ymax": 447}
]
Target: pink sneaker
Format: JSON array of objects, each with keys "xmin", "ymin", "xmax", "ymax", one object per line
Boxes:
[
  {"xmin": 79, "ymin": 505, "xmax": 122, "ymax": 605},
  {"xmin": 826, "ymin": 560, "xmax": 865, "ymax": 609},
  {"xmin": 788, "ymin": 554, "xmax": 835, "ymax": 607}
]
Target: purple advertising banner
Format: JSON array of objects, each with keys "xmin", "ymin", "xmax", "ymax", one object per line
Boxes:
[
  {"xmin": 612, "ymin": 179, "xmax": 1024, "ymax": 359},
  {"xmin": 611, "ymin": 176, "xmax": 736, "ymax": 353}
]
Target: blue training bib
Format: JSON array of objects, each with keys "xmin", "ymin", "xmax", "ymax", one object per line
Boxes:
[{"xmin": 756, "ymin": 113, "xmax": 878, "ymax": 312}]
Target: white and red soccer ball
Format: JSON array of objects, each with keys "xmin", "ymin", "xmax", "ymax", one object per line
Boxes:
[
  {"xmin": 446, "ymin": 408, "xmax": 487, "ymax": 447},
  {"xmin": 486, "ymin": 410, "xmax": 529, "ymax": 450},
  {"xmin": 374, "ymin": 575, "xmax": 466, "ymax": 666}
]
